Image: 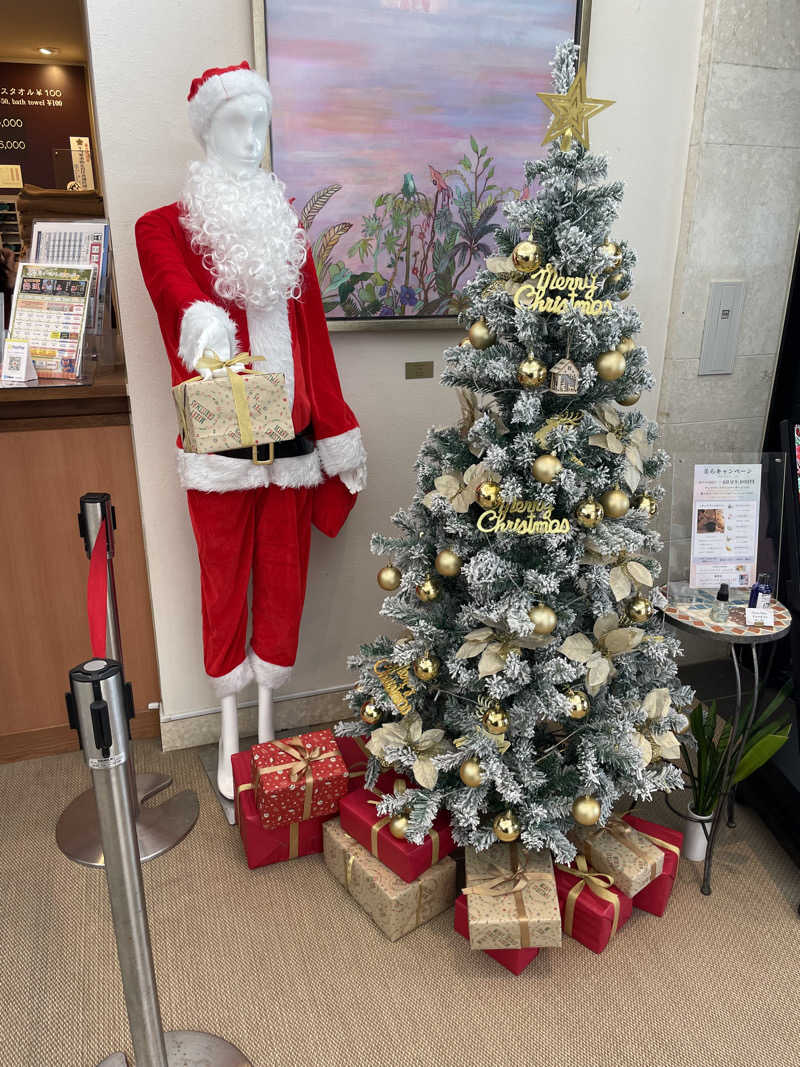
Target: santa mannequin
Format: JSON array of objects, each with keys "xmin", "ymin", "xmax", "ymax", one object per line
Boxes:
[{"xmin": 136, "ymin": 62, "xmax": 366, "ymax": 799}]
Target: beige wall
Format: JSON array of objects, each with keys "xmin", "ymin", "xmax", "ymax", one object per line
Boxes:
[{"xmin": 84, "ymin": 0, "xmax": 704, "ymax": 746}]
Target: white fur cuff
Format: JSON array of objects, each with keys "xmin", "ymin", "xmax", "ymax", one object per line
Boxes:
[
  {"xmin": 209, "ymin": 657, "xmax": 253, "ymax": 698},
  {"xmin": 316, "ymin": 428, "xmax": 367, "ymax": 479},
  {"xmin": 178, "ymin": 300, "xmax": 239, "ymax": 372},
  {"xmin": 248, "ymin": 647, "xmax": 293, "ymax": 690}
]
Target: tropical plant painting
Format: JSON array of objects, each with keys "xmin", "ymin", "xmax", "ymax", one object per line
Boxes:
[{"xmin": 263, "ymin": 0, "xmax": 580, "ymax": 320}]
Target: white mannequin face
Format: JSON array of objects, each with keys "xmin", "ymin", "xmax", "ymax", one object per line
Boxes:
[{"xmin": 203, "ymin": 92, "xmax": 269, "ymax": 175}]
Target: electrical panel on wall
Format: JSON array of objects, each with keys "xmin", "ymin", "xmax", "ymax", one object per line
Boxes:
[{"xmin": 698, "ymin": 281, "xmax": 745, "ymax": 375}]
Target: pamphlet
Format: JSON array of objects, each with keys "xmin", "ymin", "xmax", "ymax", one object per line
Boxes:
[
  {"xmin": 30, "ymin": 220, "xmax": 109, "ymax": 332},
  {"xmin": 7, "ymin": 263, "xmax": 95, "ymax": 380},
  {"xmin": 689, "ymin": 463, "xmax": 761, "ymax": 590}
]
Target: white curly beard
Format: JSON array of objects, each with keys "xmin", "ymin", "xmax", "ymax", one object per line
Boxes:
[{"xmin": 179, "ymin": 159, "xmax": 306, "ymax": 312}]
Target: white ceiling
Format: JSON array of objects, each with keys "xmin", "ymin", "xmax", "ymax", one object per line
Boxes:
[{"xmin": 0, "ymin": 0, "xmax": 87, "ymax": 64}]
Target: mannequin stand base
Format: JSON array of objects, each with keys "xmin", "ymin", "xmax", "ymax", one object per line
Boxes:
[
  {"xmin": 97, "ymin": 1030, "xmax": 252, "ymax": 1065},
  {"xmin": 197, "ymin": 736, "xmax": 256, "ymax": 825},
  {"xmin": 57, "ymin": 775, "xmax": 199, "ymax": 868}
]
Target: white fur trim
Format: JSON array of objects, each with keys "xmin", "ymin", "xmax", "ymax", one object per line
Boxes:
[
  {"xmin": 247, "ymin": 301, "xmax": 294, "ymax": 405},
  {"xmin": 209, "ymin": 657, "xmax": 253, "ymax": 698},
  {"xmin": 188, "ymin": 67, "xmax": 271, "ymax": 143},
  {"xmin": 177, "ymin": 447, "xmax": 322, "ymax": 492},
  {"xmin": 248, "ymin": 647, "xmax": 293, "ymax": 690},
  {"xmin": 339, "ymin": 465, "xmax": 368, "ymax": 494},
  {"xmin": 317, "ymin": 427, "xmax": 367, "ymax": 478},
  {"xmin": 178, "ymin": 300, "xmax": 239, "ymax": 372}
]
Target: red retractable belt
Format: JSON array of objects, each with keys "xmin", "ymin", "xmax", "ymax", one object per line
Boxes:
[{"xmin": 87, "ymin": 518, "xmax": 108, "ymax": 658}]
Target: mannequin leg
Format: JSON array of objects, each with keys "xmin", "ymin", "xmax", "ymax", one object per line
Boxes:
[
  {"xmin": 257, "ymin": 685, "xmax": 275, "ymax": 743},
  {"xmin": 217, "ymin": 694, "xmax": 240, "ymax": 800}
]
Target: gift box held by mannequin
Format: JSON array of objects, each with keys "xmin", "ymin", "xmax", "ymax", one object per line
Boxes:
[{"xmin": 136, "ymin": 62, "xmax": 367, "ymax": 799}]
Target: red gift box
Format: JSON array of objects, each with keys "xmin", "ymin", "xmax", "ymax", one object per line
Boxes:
[
  {"xmin": 339, "ymin": 786, "xmax": 455, "ymax": 883},
  {"xmin": 250, "ymin": 729, "xmax": 348, "ymax": 830},
  {"xmin": 622, "ymin": 814, "xmax": 683, "ymax": 916},
  {"xmin": 554, "ymin": 855, "xmax": 632, "ymax": 954},
  {"xmin": 335, "ymin": 735, "xmax": 371, "ymax": 793},
  {"xmin": 454, "ymin": 894, "xmax": 539, "ymax": 975},
  {"xmin": 232, "ymin": 751, "xmax": 330, "ymax": 869}
]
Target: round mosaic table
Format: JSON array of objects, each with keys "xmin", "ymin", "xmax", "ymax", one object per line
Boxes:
[{"xmin": 661, "ymin": 595, "xmax": 791, "ymax": 895}]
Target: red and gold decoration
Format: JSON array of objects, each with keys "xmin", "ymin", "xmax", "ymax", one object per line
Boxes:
[
  {"xmin": 459, "ymin": 757, "xmax": 484, "ymax": 788},
  {"xmin": 529, "ymin": 602, "xmax": 558, "ymax": 635},
  {"xmin": 554, "ymin": 854, "xmax": 632, "ymax": 953},
  {"xmin": 595, "ymin": 348, "xmax": 626, "ymax": 381},
  {"xmin": 250, "ymin": 729, "xmax": 348, "ymax": 830},
  {"xmin": 476, "ymin": 480, "xmax": 503, "ymax": 510},
  {"xmin": 468, "ymin": 318, "xmax": 496, "ymax": 350},
  {"xmin": 621, "ymin": 813, "xmax": 683, "ymax": 917},
  {"xmin": 511, "ymin": 239, "xmax": 542, "ymax": 274},
  {"xmin": 434, "ymin": 548, "xmax": 463, "ymax": 577},
  {"xmin": 575, "ymin": 497, "xmax": 604, "ymax": 529},
  {"xmin": 536, "ymin": 63, "xmax": 614, "ymax": 152},
  {"xmin": 416, "ymin": 576, "xmax": 441, "ymax": 602},
  {"xmin": 517, "ymin": 355, "xmax": 549, "ymax": 388},
  {"xmin": 360, "ymin": 699, "xmax": 382, "ymax": 726},
  {"xmin": 377, "ymin": 564, "xmax": 402, "ymax": 591},
  {"xmin": 599, "ymin": 485, "xmax": 631, "ymax": 519},
  {"xmin": 532, "ymin": 452, "xmax": 562, "ymax": 484},
  {"xmin": 626, "ymin": 595, "xmax": 653, "ymax": 624},
  {"xmin": 492, "ymin": 809, "xmax": 521, "ymax": 843},
  {"xmin": 599, "ymin": 240, "xmax": 622, "ymax": 272},
  {"xmin": 566, "ymin": 688, "xmax": 590, "ymax": 720},
  {"xmin": 412, "ymin": 652, "xmax": 440, "ymax": 682},
  {"xmin": 482, "ymin": 703, "xmax": 509, "ymax": 735},
  {"xmin": 572, "ymin": 794, "xmax": 601, "ymax": 827}
]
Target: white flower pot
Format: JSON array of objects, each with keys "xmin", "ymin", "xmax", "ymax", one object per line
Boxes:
[{"xmin": 683, "ymin": 804, "xmax": 713, "ymax": 862}]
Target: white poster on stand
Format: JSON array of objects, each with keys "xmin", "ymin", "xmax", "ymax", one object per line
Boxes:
[{"xmin": 689, "ymin": 463, "xmax": 761, "ymax": 590}]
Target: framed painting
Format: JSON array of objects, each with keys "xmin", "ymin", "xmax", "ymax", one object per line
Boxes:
[{"xmin": 253, "ymin": 0, "xmax": 591, "ymax": 328}]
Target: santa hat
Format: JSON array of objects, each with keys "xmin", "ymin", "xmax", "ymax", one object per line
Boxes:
[{"xmin": 187, "ymin": 61, "xmax": 271, "ymax": 142}]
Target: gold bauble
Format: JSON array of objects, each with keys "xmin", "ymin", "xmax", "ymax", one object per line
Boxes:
[
  {"xmin": 617, "ymin": 392, "xmax": 641, "ymax": 407},
  {"xmin": 609, "ymin": 271, "xmax": 625, "ymax": 286},
  {"xmin": 389, "ymin": 813, "xmax": 409, "ymax": 839},
  {"xmin": 517, "ymin": 356, "xmax": 548, "ymax": 388},
  {"xmin": 596, "ymin": 349, "xmax": 627, "ymax": 382},
  {"xmin": 617, "ymin": 336, "xmax": 636, "ymax": 354},
  {"xmin": 482, "ymin": 704, "xmax": 509, "ymax": 735},
  {"xmin": 360, "ymin": 700, "xmax": 382, "ymax": 726},
  {"xmin": 435, "ymin": 549, "xmax": 463, "ymax": 578},
  {"xmin": 413, "ymin": 652, "xmax": 440, "ymax": 682},
  {"xmin": 459, "ymin": 758, "xmax": 484, "ymax": 788},
  {"xmin": 468, "ymin": 318, "xmax": 496, "ymax": 350},
  {"xmin": 627, "ymin": 596, "xmax": 654, "ymax": 624},
  {"xmin": 572, "ymin": 795, "xmax": 602, "ymax": 826},
  {"xmin": 493, "ymin": 809, "xmax": 521, "ymax": 842},
  {"xmin": 511, "ymin": 239, "xmax": 542, "ymax": 274},
  {"xmin": 634, "ymin": 492, "xmax": 658, "ymax": 517},
  {"xmin": 566, "ymin": 689, "xmax": 590, "ymax": 720},
  {"xmin": 459, "ymin": 336, "xmax": 472, "ymax": 347},
  {"xmin": 532, "ymin": 453, "xmax": 562, "ymax": 484},
  {"xmin": 599, "ymin": 486, "xmax": 630, "ymax": 519},
  {"xmin": 377, "ymin": 565, "xmax": 402, "ymax": 591},
  {"xmin": 476, "ymin": 481, "xmax": 502, "ymax": 510},
  {"xmin": 575, "ymin": 497, "xmax": 604, "ymax": 529},
  {"xmin": 416, "ymin": 576, "xmax": 441, "ymax": 603},
  {"xmin": 618, "ymin": 289, "xmax": 631, "ymax": 300},
  {"xmin": 529, "ymin": 602, "xmax": 557, "ymax": 635},
  {"xmin": 599, "ymin": 240, "xmax": 622, "ymax": 271}
]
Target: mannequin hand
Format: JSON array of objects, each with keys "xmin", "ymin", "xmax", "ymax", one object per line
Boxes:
[
  {"xmin": 193, "ymin": 321, "xmax": 233, "ymax": 380},
  {"xmin": 340, "ymin": 464, "xmax": 367, "ymax": 494}
]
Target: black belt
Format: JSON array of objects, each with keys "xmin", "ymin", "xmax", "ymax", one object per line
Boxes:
[{"xmin": 215, "ymin": 424, "xmax": 315, "ymax": 465}]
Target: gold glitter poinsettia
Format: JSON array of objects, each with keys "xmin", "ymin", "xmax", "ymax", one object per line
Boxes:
[
  {"xmin": 559, "ymin": 613, "xmax": 644, "ymax": 695},
  {"xmin": 457, "ymin": 617, "xmax": 553, "ymax": 678},
  {"xmin": 422, "ymin": 462, "xmax": 498, "ymax": 513},
  {"xmin": 588, "ymin": 402, "xmax": 651, "ymax": 492},
  {"xmin": 366, "ymin": 711, "xmax": 454, "ymax": 789}
]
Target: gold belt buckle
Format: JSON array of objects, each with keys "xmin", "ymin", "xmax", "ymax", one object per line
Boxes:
[{"xmin": 251, "ymin": 442, "xmax": 275, "ymax": 466}]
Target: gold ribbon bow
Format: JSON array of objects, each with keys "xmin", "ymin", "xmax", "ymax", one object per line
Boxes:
[
  {"xmin": 555, "ymin": 854, "xmax": 620, "ymax": 938},
  {"xmin": 193, "ymin": 350, "xmax": 255, "ymax": 447},
  {"xmin": 462, "ymin": 844, "xmax": 550, "ymax": 948},
  {"xmin": 256, "ymin": 737, "xmax": 338, "ymax": 821}
]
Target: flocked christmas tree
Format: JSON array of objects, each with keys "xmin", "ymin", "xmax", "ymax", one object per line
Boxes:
[{"xmin": 337, "ymin": 42, "xmax": 693, "ymax": 861}]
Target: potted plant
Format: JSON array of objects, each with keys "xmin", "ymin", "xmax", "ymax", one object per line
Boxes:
[{"xmin": 679, "ymin": 681, "xmax": 793, "ymax": 862}]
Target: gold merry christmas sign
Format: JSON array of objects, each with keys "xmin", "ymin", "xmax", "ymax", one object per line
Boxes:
[
  {"xmin": 478, "ymin": 498, "xmax": 571, "ymax": 535},
  {"xmin": 373, "ymin": 658, "xmax": 414, "ymax": 715},
  {"xmin": 514, "ymin": 264, "xmax": 612, "ymax": 316}
]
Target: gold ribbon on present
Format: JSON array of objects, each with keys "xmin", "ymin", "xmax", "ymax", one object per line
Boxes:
[
  {"xmin": 344, "ymin": 843, "xmax": 425, "ymax": 931},
  {"xmin": 345, "ymin": 736, "xmax": 370, "ymax": 783},
  {"xmin": 585, "ymin": 816, "xmax": 660, "ymax": 880},
  {"xmin": 255, "ymin": 736, "xmax": 339, "ymax": 821},
  {"xmin": 237, "ymin": 780, "xmax": 300, "ymax": 858},
  {"xmin": 622, "ymin": 813, "xmax": 681, "ymax": 858},
  {"xmin": 462, "ymin": 843, "xmax": 551, "ymax": 949},
  {"xmin": 193, "ymin": 350, "xmax": 255, "ymax": 447},
  {"xmin": 235, "ymin": 781, "xmax": 253, "ymax": 825},
  {"xmin": 555, "ymin": 855, "xmax": 620, "ymax": 938}
]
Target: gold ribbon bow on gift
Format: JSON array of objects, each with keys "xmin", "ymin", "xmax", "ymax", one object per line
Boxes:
[
  {"xmin": 462, "ymin": 845, "xmax": 551, "ymax": 949},
  {"xmin": 555, "ymin": 854, "xmax": 620, "ymax": 938},
  {"xmin": 193, "ymin": 349, "xmax": 256, "ymax": 447},
  {"xmin": 256, "ymin": 737, "xmax": 338, "ymax": 821}
]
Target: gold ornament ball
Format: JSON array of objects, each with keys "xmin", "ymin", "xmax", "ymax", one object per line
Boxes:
[
  {"xmin": 413, "ymin": 652, "xmax": 440, "ymax": 682},
  {"xmin": 482, "ymin": 704, "xmax": 509, "ymax": 735},
  {"xmin": 517, "ymin": 356, "xmax": 548, "ymax": 388},
  {"xmin": 618, "ymin": 289, "xmax": 631, "ymax": 301},
  {"xmin": 617, "ymin": 392, "xmax": 641, "ymax": 407},
  {"xmin": 434, "ymin": 549, "xmax": 463, "ymax": 578},
  {"xmin": 635, "ymin": 493, "xmax": 658, "ymax": 517},
  {"xmin": 459, "ymin": 758, "xmax": 484, "ymax": 788},
  {"xmin": 609, "ymin": 271, "xmax": 625, "ymax": 287},
  {"xmin": 511, "ymin": 239, "xmax": 542, "ymax": 274},
  {"xmin": 566, "ymin": 689, "xmax": 590, "ymax": 720},
  {"xmin": 529, "ymin": 602, "xmax": 558, "ymax": 635},
  {"xmin": 389, "ymin": 813, "xmax": 409, "ymax": 839},
  {"xmin": 360, "ymin": 700, "xmax": 382, "ymax": 726},
  {"xmin": 572, "ymin": 795, "xmax": 602, "ymax": 826},
  {"xmin": 493, "ymin": 809, "xmax": 521, "ymax": 843},
  {"xmin": 476, "ymin": 480, "xmax": 502, "ymax": 510},
  {"xmin": 468, "ymin": 318, "xmax": 496, "ymax": 350},
  {"xmin": 599, "ymin": 486, "xmax": 631, "ymax": 519},
  {"xmin": 575, "ymin": 498, "xmax": 605, "ymax": 529},
  {"xmin": 377, "ymin": 565, "xmax": 402, "ymax": 591},
  {"xmin": 532, "ymin": 453, "xmax": 562, "ymax": 484},
  {"xmin": 617, "ymin": 336, "xmax": 636, "ymax": 354},
  {"xmin": 599, "ymin": 240, "xmax": 622, "ymax": 271},
  {"xmin": 459, "ymin": 336, "xmax": 472, "ymax": 348},
  {"xmin": 596, "ymin": 349, "xmax": 627, "ymax": 382},
  {"xmin": 416, "ymin": 576, "xmax": 441, "ymax": 603},
  {"xmin": 627, "ymin": 596, "xmax": 654, "ymax": 624}
]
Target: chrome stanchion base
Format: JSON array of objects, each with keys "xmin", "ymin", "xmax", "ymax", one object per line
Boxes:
[
  {"xmin": 57, "ymin": 779, "xmax": 199, "ymax": 868},
  {"xmin": 98, "ymin": 1031, "xmax": 252, "ymax": 1066}
]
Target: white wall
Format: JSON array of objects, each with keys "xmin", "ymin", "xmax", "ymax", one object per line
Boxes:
[{"xmin": 83, "ymin": 0, "xmax": 703, "ymax": 743}]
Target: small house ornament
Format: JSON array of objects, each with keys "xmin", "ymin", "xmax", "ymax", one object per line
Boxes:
[{"xmin": 549, "ymin": 358, "xmax": 580, "ymax": 395}]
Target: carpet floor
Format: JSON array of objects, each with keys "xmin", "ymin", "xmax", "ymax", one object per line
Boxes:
[{"xmin": 1, "ymin": 739, "xmax": 798, "ymax": 1067}]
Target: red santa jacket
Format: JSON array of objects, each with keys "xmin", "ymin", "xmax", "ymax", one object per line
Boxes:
[{"xmin": 135, "ymin": 202, "xmax": 364, "ymax": 535}]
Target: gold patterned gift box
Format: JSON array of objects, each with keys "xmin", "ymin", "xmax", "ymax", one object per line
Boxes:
[
  {"xmin": 323, "ymin": 818, "xmax": 457, "ymax": 943},
  {"xmin": 570, "ymin": 816, "xmax": 664, "ymax": 897},
  {"xmin": 463, "ymin": 842, "xmax": 562, "ymax": 951}
]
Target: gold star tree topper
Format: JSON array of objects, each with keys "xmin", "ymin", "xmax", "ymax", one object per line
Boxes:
[{"xmin": 536, "ymin": 64, "xmax": 614, "ymax": 152}]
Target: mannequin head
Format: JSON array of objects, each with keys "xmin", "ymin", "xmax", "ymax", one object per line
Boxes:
[{"xmin": 203, "ymin": 92, "xmax": 269, "ymax": 176}]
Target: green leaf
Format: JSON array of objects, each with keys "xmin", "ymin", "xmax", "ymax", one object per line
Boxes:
[
  {"xmin": 470, "ymin": 135, "xmax": 479, "ymax": 154},
  {"xmin": 733, "ymin": 725, "xmax": 791, "ymax": 783}
]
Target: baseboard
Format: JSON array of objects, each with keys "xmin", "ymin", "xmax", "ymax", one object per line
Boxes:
[{"xmin": 0, "ymin": 708, "xmax": 160, "ymax": 763}]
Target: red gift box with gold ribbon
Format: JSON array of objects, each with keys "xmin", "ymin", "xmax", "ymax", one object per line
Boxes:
[
  {"xmin": 554, "ymin": 855, "xmax": 632, "ymax": 954},
  {"xmin": 250, "ymin": 729, "xmax": 348, "ymax": 831},
  {"xmin": 622, "ymin": 813, "xmax": 683, "ymax": 916},
  {"xmin": 338, "ymin": 785, "xmax": 455, "ymax": 883},
  {"xmin": 334, "ymin": 735, "xmax": 371, "ymax": 793},
  {"xmin": 454, "ymin": 894, "xmax": 539, "ymax": 975},
  {"xmin": 232, "ymin": 751, "xmax": 330, "ymax": 869}
]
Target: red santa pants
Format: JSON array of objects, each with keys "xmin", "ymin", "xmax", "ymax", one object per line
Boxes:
[{"xmin": 186, "ymin": 485, "xmax": 312, "ymax": 686}]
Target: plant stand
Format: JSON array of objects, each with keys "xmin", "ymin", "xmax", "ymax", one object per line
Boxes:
[{"xmin": 661, "ymin": 598, "xmax": 791, "ymax": 895}]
